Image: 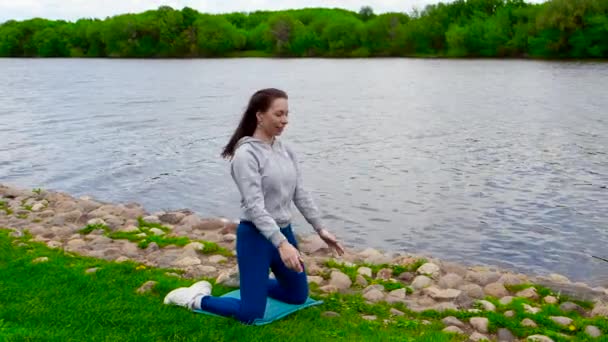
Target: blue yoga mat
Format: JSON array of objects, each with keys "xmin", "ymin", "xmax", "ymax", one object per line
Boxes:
[{"xmin": 193, "ymin": 290, "xmax": 323, "ymax": 325}]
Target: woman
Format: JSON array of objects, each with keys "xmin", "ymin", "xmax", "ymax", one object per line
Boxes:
[{"xmin": 164, "ymin": 88, "xmax": 344, "ymax": 324}]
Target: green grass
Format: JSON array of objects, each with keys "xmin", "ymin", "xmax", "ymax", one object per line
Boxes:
[{"xmin": 0, "ymin": 228, "xmax": 461, "ymax": 341}]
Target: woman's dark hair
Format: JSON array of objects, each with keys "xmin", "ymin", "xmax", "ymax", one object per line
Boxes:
[{"xmin": 221, "ymin": 88, "xmax": 288, "ymax": 159}]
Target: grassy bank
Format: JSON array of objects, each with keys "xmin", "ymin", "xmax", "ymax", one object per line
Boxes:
[{"xmin": 0, "ymin": 228, "xmax": 457, "ymax": 341}]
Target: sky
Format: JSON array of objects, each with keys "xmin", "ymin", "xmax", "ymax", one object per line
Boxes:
[{"xmin": 0, "ymin": 0, "xmax": 546, "ymax": 23}]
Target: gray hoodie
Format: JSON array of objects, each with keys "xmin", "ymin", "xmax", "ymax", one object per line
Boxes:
[{"xmin": 231, "ymin": 136, "xmax": 324, "ymax": 247}]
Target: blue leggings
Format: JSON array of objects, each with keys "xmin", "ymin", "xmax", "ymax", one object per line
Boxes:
[{"xmin": 199, "ymin": 221, "xmax": 309, "ymax": 324}]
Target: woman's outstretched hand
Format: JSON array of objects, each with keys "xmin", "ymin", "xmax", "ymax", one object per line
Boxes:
[{"xmin": 318, "ymin": 229, "xmax": 345, "ymax": 256}]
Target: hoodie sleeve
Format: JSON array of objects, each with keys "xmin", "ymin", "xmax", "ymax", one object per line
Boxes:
[
  {"xmin": 285, "ymin": 144, "xmax": 325, "ymax": 233},
  {"xmin": 231, "ymin": 146, "xmax": 287, "ymax": 248}
]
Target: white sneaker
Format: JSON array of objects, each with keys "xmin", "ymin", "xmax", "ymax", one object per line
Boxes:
[
  {"xmin": 189, "ymin": 280, "xmax": 212, "ymax": 297},
  {"xmin": 163, "ymin": 286, "xmax": 198, "ymax": 307}
]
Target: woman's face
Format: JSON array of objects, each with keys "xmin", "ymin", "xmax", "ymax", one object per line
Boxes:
[{"xmin": 258, "ymin": 97, "xmax": 289, "ymax": 137}]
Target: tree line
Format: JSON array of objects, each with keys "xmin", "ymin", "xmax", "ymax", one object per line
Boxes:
[{"xmin": 0, "ymin": 0, "xmax": 606, "ymax": 59}]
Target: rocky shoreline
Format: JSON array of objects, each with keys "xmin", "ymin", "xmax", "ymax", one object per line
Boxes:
[{"xmin": 1, "ymin": 183, "xmax": 607, "ymax": 341}]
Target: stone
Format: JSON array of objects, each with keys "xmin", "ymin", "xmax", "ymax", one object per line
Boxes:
[
  {"xmin": 115, "ymin": 256, "xmax": 130, "ymax": 263},
  {"xmin": 412, "ymin": 275, "xmax": 433, "ymax": 290},
  {"xmin": 146, "ymin": 242, "xmax": 160, "ymax": 252},
  {"xmin": 504, "ymin": 310, "xmax": 515, "ymax": 318},
  {"xmin": 320, "ymin": 285, "xmax": 338, "ymax": 293},
  {"xmin": 522, "ymin": 318, "xmax": 538, "ymax": 327},
  {"xmin": 32, "ymin": 203, "xmax": 45, "ymax": 212},
  {"xmin": 484, "ymin": 282, "xmax": 509, "ymax": 298},
  {"xmin": 223, "ymin": 234, "xmax": 236, "ymax": 242},
  {"xmin": 357, "ymin": 267, "xmax": 372, "ymax": 277},
  {"xmin": 478, "ymin": 300, "xmax": 496, "ymax": 312},
  {"xmin": 86, "ymin": 267, "xmax": 99, "ymax": 274},
  {"xmin": 355, "ymin": 275, "xmax": 368, "ymax": 287},
  {"xmin": 524, "ymin": 304, "xmax": 541, "ymax": 314},
  {"xmin": 46, "ymin": 241, "xmax": 62, "ymax": 249},
  {"xmin": 438, "ymin": 273, "xmax": 464, "ymax": 289},
  {"xmin": 216, "ymin": 268, "xmax": 240, "ymax": 287},
  {"xmin": 459, "ymin": 284, "xmax": 485, "ymax": 299},
  {"xmin": 33, "ymin": 257, "xmax": 49, "ymax": 263},
  {"xmin": 442, "ymin": 316, "xmax": 466, "ymax": 328},
  {"xmin": 470, "ymin": 317, "xmax": 489, "ymax": 333},
  {"xmin": 142, "ymin": 215, "xmax": 161, "ymax": 224},
  {"xmin": 172, "ymin": 257, "xmax": 201, "ymax": 267},
  {"xmin": 527, "ymin": 335, "xmax": 554, "ymax": 342},
  {"xmin": 184, "ymin": 242, "xmax": 204, "ymax": 251},
  {"xmin": 300, "ymin": 235, "xmax": 328, "ymax": 254},
  {"xmin": 432, "ymin": 302, "xmax": 458, "ymax": 312},
  {"xmin": 455, "ymin": 292, "xmax": 474, "ymax": 309},
  {"xmin": 591, "ymin": 304, "xmax": 608, "ymax": 317},
  {"xmin": 159, "ymin": 212, "xmax": 185, "ymax": 225},
  {"xmin": 136, "ymin": 281, "xmax": 157, "ymax": 294},
  {"xmin": 149, "ymin": 228, "xmax": 164, "ymax": 236},
  {"xmin": 517, "ymin": 287, "xmax": 539, "ymax": 300},
  {"xmin": 549, "ymin": 273, "xmax": 570, "ymax": 283},
  {"xmin": 39, "ymin": 210, "xmax": 55, "ymax": 218},
  {"xmin": 376, "ymin": 268, "xmax": 393, "ymax": 280},
  {"xmin": 498, "ymin": 273, "xmax": 524, "ymax": 286},
  {"xmin": 361, "ymin": 315, "xmax": 377, "ymax": 321},
  {"xmin": 363, "ymin": 289, "xmax": 385, "ymax": 303},
  {"xmin": 560, "ymin": 302, "xmax": 587, "ymax": 316},
  {"xmin": 208, "ymin": 255, "xmax": 228, "ymax": 264},
  {"xmin": 329, "ymin": 271, "xmax": 352, "ymax": 290},
  {"xmin": 102, "ymin": 215, "xmax": 124, "ymax": 230},
  {"xmin": 498, "ymin": 328, "xmax": 516, "ymax": 342},
  {"xmin": 390, "ymin": 308, "xmax": 405, "ymax": 316},
  {"xmin": 87, "ymin": 218, "xmax": 107, "ymax": 226},
  {"xmin": 307, "ymin": 276, "xmax": 324, "ymax": 285},
  {"xmin": 322, "ymin": 311, "xmax": 340, "ymax": 317},
  {"xmin": 443, "ymin": 326, "xmax": 464, "ymax": 334},
  {"xmin": 550, "ymin": 316, "xmax": 573, "ymax": 327},
  {"xmin": 470, "ymin": 332, "xmax": 490, "ymax": 341},
  {"xmin": 424, "ymin": 286, "xmax": 461, "ymax": 300},
  {"xmin": 363, "ymin": 284, "xmax": 385, "ymax": 294},
  {"xmin": 417, "ymin": 263, "xmax": 440, "ymax": 278},
  {"xmin": 466, "ymin": 271, "xmax": 501, "ymax": 286},
  {"xmin": 388, "ymin": 288, "xmax": 407, "ymax": 299},
  {"xmin": 544, "ymin": 296, "xmax": 558, "ymax": 304},
  {"xmin": 67, "ymin": 239, "xmax": 86, "ymax": 249},
  {"xmin": 500, "ymin": 296, "xmax": 514, "ymax": 305},
  {"xmin": 398, "ymin": 272, "xmax": 415, "ymax": 282},
  {"xmin": 585, "ymin": 325, "xmax": 601, "ymax": 338}
]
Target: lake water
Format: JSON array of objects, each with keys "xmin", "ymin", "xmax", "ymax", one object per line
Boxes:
[{"xmin": 1, "ymin": 58, "xmax": 607, "ymax": 285}]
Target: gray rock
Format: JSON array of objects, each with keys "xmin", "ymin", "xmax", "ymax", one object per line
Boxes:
[
  {"xmin": 524, "ymin": 304, "xmax": 541, "ymax": 314},
  {"xmin": 522, "ymin": 318, "xmax": 538, "ymax": 327},
  {"xmin": 470, "ymin": 317, "xmax": 489, "ymax": 333},
  {"xmin": 322, "ymin": 311, "xmax": 340, "ymax": 317},
  {"xmin": 356, "ymin": 274, "xmax": 368, "ymax": 287},
  {"xmin": 115, "ymin": 256, "xmax": 130, "ymax": 263},
  {"xmin": 215, "ymin": 268, "xmax": 240, "ymax": 288},
  {"xmin": 470, "ymin": 332, "xmax": 490, "ymax": 341},
  {"xmin": 417, "ymin": 263, "xmax": 441, "ymax": 278},
  {"xmin": 32, "ymin": 257, "xmax": 49, "ymax": 263},
  {"xmin": 222, "ymin": 234, "xmax": 236, "ymax": 242},
  {"xmin": 484, "ymin": 282, "xmax": 509, "ymax": 298},
  {"xmin": 591, "ymin": 304, "xmax": 608, "ymax": 317},
  {"xmin": 526, "ymin": 335, "xmax": 554, "ymax": 342},
  {"xmin": 208, "ymin": 255, "xmax": 228, "ymax": 264},
  {"xmin": 159, "ymin": 212, "xmax": 185, "ymax": 225},
  {"xmin": 172, "ymin": 257, "xmax": 201, "ymax": 267},
  {"xmin": 466, "ymin": 270, "xmax": 501, "ymax": 286},
  {"xmin": 442, "ymin": 316, "xmax": 466, "ymax": 328},
  {"xmin": 376, "ymin": 268, "xmax": 393, "ymax": 280},
  {"xmin": 438, "ymin": 273, "xmax": 464, "ymax": 289},
  {"xmin": 86, "ymin": 268, "xmax": 99, "ymax": 274},
  {"xmin": 517, "ymin": 287, "xmax": 539, "ymax": 300},
  {"xmin": 307, "ymin": 276, "xmax": 324, "ymax": 285},
  {"xmin": 361, "ymin": 315, "xmax": 377, "ymax": 321},
  {"xmin": 432, "ymin": 302, "xmax": 458, "ymax": 312},
  {"xmin": 390, "ymin": 308, "xmax": 405, "ymax": 316},
  {"xmin": 544, "ymin": 296, "xmax": 558, "ymax": 304},
  {"xmin": 560, "ymin": 302, "xmax": 586, "ymax": 316},
  {"xmin": 504, "ymin": 310, "xmax": 515, "ymax": 318},
  {"xmin": 412, "ymin": 275, "xmax": 433, "ymax": 290},
  {"xmin": 142, "ymin": 215, "xmax": 161, "ymax": 224},
  {"xmin": 585, "ymin": 325, "xmax": 601, "ymax": 338},
  {"xmin": 424, "ymin": 286, "xmax": 461, "ymax": 300},
  {"xmin": 478, "ymin": 300, "xmax": 496, "ymax": 312},
  {"xmin": 500, "ymin": 296, "xmax": 514, "ymax": 305},
  {"xmin": 329, "ymin": 271, "xmax": 352, "ymax": 290},
  {"xmin": 455, "ymin": 292, "xmax": 474, "ymax": 309},
  {"xmin": 443, "ymin": 326, "xmax": 464, "ymax": 334},
  {"xmin": 357, "ymin": 266, "xmax": 372, "ymax": 277},
  {"xmin": 549, "ymin": 316, "xmax": 573, "ymax": 327},
  {"xmin": 459, "ymin": 284, "xmax": 485, "ymax": 299},
  {"xmin": 398, "ymin": 272, "xmax": 415, "ymax": 282},
  {"xmin": 497, "ymin": 328, "xmax": 516, "ymax": 342},
  {"xmin": 363, "ymin": 289, "xmax": 385, "ymax": 303},
  {"xmin": 498, "ymin": 274, "xmax": 524, "ymax": 286},
  {"xmin": 136, "ymin": 281, "xmax": 157, "ymax": 294}
]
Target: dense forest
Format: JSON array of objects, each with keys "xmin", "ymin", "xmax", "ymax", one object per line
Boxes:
[{"xmin": 0, "ymin": 0, "xmax": 606, "ymax": 59}]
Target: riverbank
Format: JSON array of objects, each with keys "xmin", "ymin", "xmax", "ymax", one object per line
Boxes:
[{"xmin": 1, "ymin": 183, "xmax": 607, "ymax": 341}]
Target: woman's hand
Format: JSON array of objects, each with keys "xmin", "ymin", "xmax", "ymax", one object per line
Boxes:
[
  {"xmin": 278, "ymin": 241, "xmax": 304, "ymax": 272},
  {"xmin": 318, "ymin": 229, "xmax": 345, "ymax": 256}
]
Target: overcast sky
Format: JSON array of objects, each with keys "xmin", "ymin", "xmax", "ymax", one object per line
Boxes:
[{"xmin": 0, "ymin": 0, "xmax": 546, "ymax": 23}]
